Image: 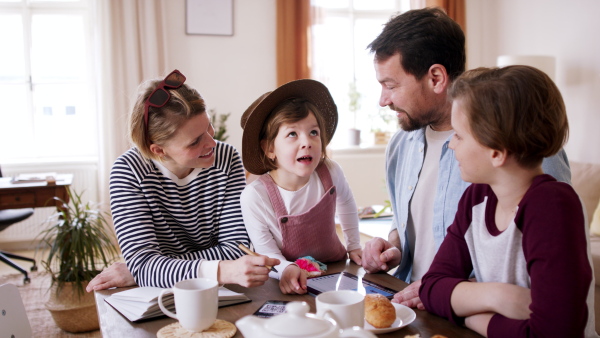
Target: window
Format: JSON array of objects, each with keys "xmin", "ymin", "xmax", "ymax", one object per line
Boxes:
[
  {"xmin": 0, "ymin": 0, "xmax": 98, "ymax": 161},
  {"xmin": 310, "ymin": 0, "xmax": 409, "ymax": 148}
]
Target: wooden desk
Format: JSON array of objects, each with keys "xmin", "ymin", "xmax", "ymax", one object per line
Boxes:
[
  {"xmin": 0, "ymin": 175, "xmax": 73, "ymax": 211},
  {"xmin": 95, "ymin": 260, "xmax": 482, "ymax": 337}
]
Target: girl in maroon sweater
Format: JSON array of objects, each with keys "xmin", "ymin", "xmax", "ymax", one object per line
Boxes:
[{"xmin": 419, "ymin": 66, "xmax": 597, "ymax": 337}]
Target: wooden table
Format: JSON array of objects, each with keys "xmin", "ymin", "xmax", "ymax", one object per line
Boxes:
[
  {"xmin": 0, "ymin": 175, "xmax": 73, "ymax": 211},
  {"xmin": 95, "ymin": 260, "xmax": 482, "ymax": 337}
]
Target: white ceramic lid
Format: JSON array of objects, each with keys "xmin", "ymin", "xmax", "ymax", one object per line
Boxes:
[{"xmin": 264, "ymin": 302, "xmax": 333, "ymax": 337}]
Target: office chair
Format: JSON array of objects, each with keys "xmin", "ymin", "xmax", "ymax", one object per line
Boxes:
[{"xmin": 0, "ymin": 166, "xmax": 37, "ymax": 284}]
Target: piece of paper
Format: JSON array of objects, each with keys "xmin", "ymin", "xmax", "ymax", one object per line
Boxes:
[{"xmin": 11, "ymin": 172, "xmax": 57, "ymax": 183}]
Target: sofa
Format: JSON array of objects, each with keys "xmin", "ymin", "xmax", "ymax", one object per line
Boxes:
[{"xmin": 571, "ymin": 161, "xmax": 600, "ymax": 333}]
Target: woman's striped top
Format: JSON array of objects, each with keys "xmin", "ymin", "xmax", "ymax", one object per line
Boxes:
[{"xmin": 109, "ymin": 142, "xmax": 249, "ymax": 288}]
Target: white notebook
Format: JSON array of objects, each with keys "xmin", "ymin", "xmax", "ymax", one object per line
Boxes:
[{"xmin": 105, "ymin": 286, "xmax": 250, "ymax": 322}]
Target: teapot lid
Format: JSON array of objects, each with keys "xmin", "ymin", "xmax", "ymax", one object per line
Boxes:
[{"xmin": 264, "ymin": 301, "xmax": 334, "ymax": 336}]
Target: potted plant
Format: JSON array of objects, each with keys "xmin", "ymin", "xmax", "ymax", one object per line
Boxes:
[
  {"xmin": 38, "ymin": 189, "xmax": 118, "ymax": 333},
  {"xmin": 347, "ymin": 82, "xmax": 362, "ymax": 146},
  {"xmin": 370, "ymin": 107, "xmax": 397, "ymax": 145},
  {"xmin": 210, "ymin": 109, "xmax": 231, "ymax": 142}
]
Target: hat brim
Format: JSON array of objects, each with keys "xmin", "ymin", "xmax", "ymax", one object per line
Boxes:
[{"xmin": 241, "ymin": 79, "xmax": 338, "ymax": 175}]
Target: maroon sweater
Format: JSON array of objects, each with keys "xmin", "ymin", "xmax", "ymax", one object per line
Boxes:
[{"xmin": 420, "ymin": 175, "xmax": 594, "ymax": 337}]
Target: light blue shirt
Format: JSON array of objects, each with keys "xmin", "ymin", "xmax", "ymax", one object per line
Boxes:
[{"xmin": 385, "ymin": 128, "xmax": 571, "ymax": 283}]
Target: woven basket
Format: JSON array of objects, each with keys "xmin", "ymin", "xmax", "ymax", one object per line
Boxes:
[{"xmin": 45, "ymin": 281, "xmax": 99, "ymax": 333}]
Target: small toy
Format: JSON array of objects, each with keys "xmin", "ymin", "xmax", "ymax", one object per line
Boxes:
[{"xmin": 295, "ymin": 256, "xmax": 327, "ymax": 277}]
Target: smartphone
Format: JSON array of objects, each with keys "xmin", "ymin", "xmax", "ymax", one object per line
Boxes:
[{"xmin": 252, "ymin": 300, "xmax": 290, "ymax": 318}]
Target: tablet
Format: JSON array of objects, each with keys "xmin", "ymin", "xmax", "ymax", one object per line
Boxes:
[{"xmin": 306, "ymin": 272, "xmax": 397, "ymax": 299}]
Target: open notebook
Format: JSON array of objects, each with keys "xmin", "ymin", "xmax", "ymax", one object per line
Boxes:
[{"xmin": 105, "ymin": 286, "xmax": 250, "ymax": 322}]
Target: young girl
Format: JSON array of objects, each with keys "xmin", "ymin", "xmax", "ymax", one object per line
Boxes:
[
  {"xmin": 240, "ymin": 79, "xmax": 363, "ymax": 295},
  {"xmin": 419, "ymin": 66, "xmax": 597, "ymax": 337},
  {"xmin": 87, "ymin": 69, "xmax": 279, "ymax": 291}
]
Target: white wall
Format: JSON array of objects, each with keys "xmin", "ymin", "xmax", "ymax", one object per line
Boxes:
[
  {"xmin": 162, "ymin": 0, "xmax": 277, "ymax": 152},
  {"xmin": 156, "ymin": 0, "xmax": 600, "ymax": 210},
  {"xmin": 466, "ymin": 0, "xmax": 600, "ymax": 164},
  {"xmin": 338, "ymin": 1, "xmax": 600, "ymax": 207}
]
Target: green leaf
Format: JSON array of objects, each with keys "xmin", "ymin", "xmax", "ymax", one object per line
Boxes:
[{"xmin": 35, "ymin": 188, "xmax": 119, "ymax": 299}]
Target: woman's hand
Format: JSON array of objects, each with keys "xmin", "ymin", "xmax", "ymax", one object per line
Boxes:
[
  {"xmin": 86, "ymin": 262, "xmax": 136, "ymax": 292},
  {"xmin": 348, "ymin": 248, "xmax": 363, "ymax": 265},
  {"xmin": 279, "ymin": 264, "xmax": 307, "ymax": 294},
  {"xmin": 218, "ymin": 255, "xmax": 280, "ymax": 288}
]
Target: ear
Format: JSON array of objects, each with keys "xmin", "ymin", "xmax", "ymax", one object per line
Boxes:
[
  {"xmin": 490, "ymin": 148, "xmax": 509, "ymax": 168},
  {"xmin": 260, "ymin": 140, "xmax": 275, "ymax": 160},
  {"xmin": 428, "ymin": 64, "xmax": 450, "ymax": 95},
  {"xmin": 149, "ymin": 143, "xmax": 166, "ymax": 157}
]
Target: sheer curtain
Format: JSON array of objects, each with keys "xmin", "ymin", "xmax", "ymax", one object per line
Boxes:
[
  {"xmin": 276, "ymin": 0, "xmax": 465, "ymax": 87},
  {"xmin": 96, "ymin": 0, "xmax": 169, "ymax": 208}
]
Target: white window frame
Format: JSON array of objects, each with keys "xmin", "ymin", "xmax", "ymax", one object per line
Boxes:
[
  {"xmin": 310, "ymin": 0, "xmax": 409, "ymax": 149},
  {"xmin": 0, "ymin": 0, "xmax": 99, "ymax": 164}
]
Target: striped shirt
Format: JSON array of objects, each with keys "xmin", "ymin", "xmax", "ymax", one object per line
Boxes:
[{"xmin": 109, "ymin": 142, "xmax": 249, "ymax": 288}]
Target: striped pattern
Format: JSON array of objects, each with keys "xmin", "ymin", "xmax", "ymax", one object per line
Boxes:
[{"xmin": 109, "ymin": 142, "xmax": 249, "ymax": 288}]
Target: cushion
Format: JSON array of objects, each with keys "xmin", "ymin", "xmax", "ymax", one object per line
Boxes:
[
  {"xmin": 570, "ymin": 161, "xmax": 600, "ymax": 229},
  {"xmin": 592, "ymin": 201, "xmax": 600, "ymax": 237},
  {"xmin": 589, "ymin": 235, "xmax": 600, "ymax": 286}
]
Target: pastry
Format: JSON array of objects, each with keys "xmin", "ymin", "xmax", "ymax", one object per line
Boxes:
[{"xmin": 364, "ymin": 294, "xmax": 396, "ymax": 328}]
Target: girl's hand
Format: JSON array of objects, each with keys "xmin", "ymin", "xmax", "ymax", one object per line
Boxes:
[
  {"xmin": 348, "ymin": 248, "xmax": 363, "ymax": 265},
  {"xmin": 279, "ymin": 264, "xmax": 308, "ymax": 294},
  {"xmin": 218, "ymin": 255, "xmax": 280, "ymax": 288}
]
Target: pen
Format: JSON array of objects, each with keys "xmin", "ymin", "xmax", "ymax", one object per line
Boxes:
[{"xmin": 238, "ymin": 243, "xmax": 278, "ymax": 273}]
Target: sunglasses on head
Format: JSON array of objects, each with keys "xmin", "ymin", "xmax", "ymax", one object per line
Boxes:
[{"xmin": 143, "ymin": 69, "xmax": 187, "ymax": 130}]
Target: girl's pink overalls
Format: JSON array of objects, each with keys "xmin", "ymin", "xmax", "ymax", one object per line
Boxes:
[{"xmin": 258, "ymin": 163, "xmax": 347, "ymax": 262}]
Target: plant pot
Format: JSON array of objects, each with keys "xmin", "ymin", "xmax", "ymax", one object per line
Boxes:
[
  {"xmin": 45, "ymin": 281, "xmax": 99, "ymax": 333},
  {"xmin": 374, "ymin": 131, "xmax": 390, "ymax": 145},
  {"xmin": 348, "ymin": 128, "xmax": 361, "ymax": 146}
]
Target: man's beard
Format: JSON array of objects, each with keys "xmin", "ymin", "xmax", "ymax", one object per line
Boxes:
[{"xmin": 392, "ymin": 105, "xmax": 442, "ymax": 132}]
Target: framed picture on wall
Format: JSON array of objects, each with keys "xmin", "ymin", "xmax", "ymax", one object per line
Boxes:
[{"xmin": 186, "ymin": 0, "xmax": 233, "ymax": 36}]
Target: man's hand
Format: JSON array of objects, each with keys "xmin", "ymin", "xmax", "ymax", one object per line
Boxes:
[
  {"xmin": 86, "ymin": 262, "xmax": 136, "ymax": 292},
  {"xmin": 361, "ymin": 237, "xmax": 401, "ymax": 273},
  {"xmin": 392, "ymin": 279, "xmax": 424, "ymax": 310}
]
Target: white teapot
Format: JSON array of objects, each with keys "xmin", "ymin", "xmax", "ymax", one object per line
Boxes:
[{"xmin": 236, "ymin": 301, "xmax": 376, "ymax": 338}]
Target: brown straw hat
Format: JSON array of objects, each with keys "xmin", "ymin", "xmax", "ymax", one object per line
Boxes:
[{"xmin": 240, "ymin": 79, "xmax": 338, "ymax": 175}]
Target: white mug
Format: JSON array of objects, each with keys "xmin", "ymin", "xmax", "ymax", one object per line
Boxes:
[
  {"xmin": 316, "ymin": 290, "xmax": 365, "ymax": 329},
  {"xmin": 158, "ymin": 278, "xmax": 219, "ymax": 332}
]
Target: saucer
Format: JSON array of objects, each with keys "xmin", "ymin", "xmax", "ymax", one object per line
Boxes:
[
  {"xmin": 157, "ymin": 319, "xmax": 236, "ymax": 338},
  {"xmin": 364, "ymin": 303, "xmax": 416, "ymax": 334}
]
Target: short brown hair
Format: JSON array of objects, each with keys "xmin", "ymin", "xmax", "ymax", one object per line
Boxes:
[
  {"xmin": 368, "ymin": 7, "xmax": 465, "ymax": 81},
  {"xmin": 449, "ymin": 66, "xmax": 568, "ymax": 168},
  {"xmin": 259, "ymin": 98, "xmax": 329, "ymax": 173},
  {"xmin": 129, "ymin": 79, "xmax": 206, "ymax": 160}
]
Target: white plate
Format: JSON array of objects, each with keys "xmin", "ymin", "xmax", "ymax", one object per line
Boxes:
[{"xmin": 364, "ymin": 302, "xmax": 416, "ymax": 334}]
